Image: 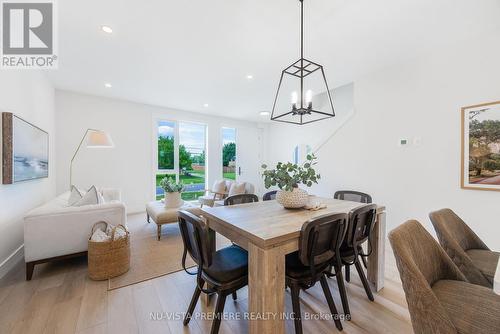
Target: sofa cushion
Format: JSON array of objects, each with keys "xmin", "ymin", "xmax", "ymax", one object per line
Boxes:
[
  {"xmin": 74, "ymin": 186, "xmax": 99, "ymax": 207},
  {"xmin": 466, "ymin": 249, "xmax": 500, "ymax": 282},
  {"xmin": 432, "ymin": 279, "xmax": 500, "ymax": 334}
]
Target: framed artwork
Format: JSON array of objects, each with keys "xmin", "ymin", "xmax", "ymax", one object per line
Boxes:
[
  {"xmin": 2, "ymin": 112, "xmax": 49, "ymax": 184},
  {"xmin": 461, "ymin": 101, "xmax": 500, "ymax": 191}
]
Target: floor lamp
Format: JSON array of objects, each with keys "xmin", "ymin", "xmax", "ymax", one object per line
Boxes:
[{"xmin": 70, "ymin": 129, "xmax": 114, "ymax": 188}]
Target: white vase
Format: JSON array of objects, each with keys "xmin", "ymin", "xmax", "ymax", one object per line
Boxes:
[
  {"xmin": 164, "ymin": 192, "xmax": 183, "ymax": 208},
  {"xmin": 276, "ymin": 188, "xmax": 309, "ymax": 209}
]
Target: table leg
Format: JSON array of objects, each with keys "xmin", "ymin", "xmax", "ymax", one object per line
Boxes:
[
  {"xmin": 367, "ymin": 211, "xmax": 386, "ymax": 292},
  {"xmin": 248, "ymin": 242, "xmax": 285, "ymax": 334}
]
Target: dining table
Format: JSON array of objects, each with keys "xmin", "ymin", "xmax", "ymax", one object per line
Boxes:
[{"xmin": 200, "ymin": 196, "xmax": 386, "ymax": 334}]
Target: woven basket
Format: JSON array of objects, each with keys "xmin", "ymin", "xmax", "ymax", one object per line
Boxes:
[{"xmin": 88, "ymin": 221, "xmax": 130, "ymax": 280}]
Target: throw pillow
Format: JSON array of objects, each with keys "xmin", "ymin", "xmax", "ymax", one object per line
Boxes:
[
  {"xmin": 74, "ymin": 185, "xmax": 99, "ymax": 207},
  {"xmin": 228, "ymin": 182, "xmax": 246, "ymax": 197},
  {"xmin": 68, "ymin": 186, "xmax": 83, "ymax": 206},
  {"xmin": 212, "ymin": 180, "xmax": 226, "ymax": 194}
]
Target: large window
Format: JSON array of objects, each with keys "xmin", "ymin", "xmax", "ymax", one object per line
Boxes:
[
  {"xmin": 155, "ymin": 120, "xmax": 206, "ymax": 201},
  {"xmin": 222, "ymin": 127, "xmax": 236, "ymax": 180}
]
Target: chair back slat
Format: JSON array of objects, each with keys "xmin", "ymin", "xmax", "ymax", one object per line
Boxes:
[
  {"xmin": 334, "ymin": 190, "xmax": 372, "ymax": 204},
  {"xmin": 263, "ymin": 190, "xmax": 277, "ymax": 201},
  {"xmin": 224, "ymin": 194, "xmax": 259, "ymax": 206},
  {"xmin": 178, "ymin": 210, "xmax": 213, "ymax": 268},
  {"xmin": 298, "ymin": 213, "xmax": 348, "ymax": 267},
  {"xmin": 343, "ymin": 204, "xmax": 377, "ymax": 249}
]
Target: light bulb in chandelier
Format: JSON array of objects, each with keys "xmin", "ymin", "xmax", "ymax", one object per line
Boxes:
[
  {"xmin": 291, "ymin": 91, "xmax": 299, "ymax": 113},
  {"xmin": 305, "ymin": 90, "xmax": 313, "ymax": 110}
]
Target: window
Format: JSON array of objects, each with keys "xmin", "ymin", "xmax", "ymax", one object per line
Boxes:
[
  {"xmin": 157, "ymin": 121, "xmax": 175, "ymax": 170},
  {"xmin": 179, "ymin": 122, "xmax": 206, "ymax": 201},
  {"xmin": 155, "ymin": 120, "xmax": 207, "ymax": 201},
  {"xmin": 222, "ymin": 127, "xmax": 236, "ymax": 180}
]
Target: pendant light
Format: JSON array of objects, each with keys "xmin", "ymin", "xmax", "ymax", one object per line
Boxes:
[{"xmin": 270, "ymin": 0, "xmax": 335, "ymax": 125}]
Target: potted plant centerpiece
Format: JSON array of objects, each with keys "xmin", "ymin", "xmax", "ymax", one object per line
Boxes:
[
  {"xmin": 261, "ymin": 154, "xmax": 320, "ymax": 208},
  {"xmin": 160, "ymin": 176, "xmax": 185, "ymax": 208}
]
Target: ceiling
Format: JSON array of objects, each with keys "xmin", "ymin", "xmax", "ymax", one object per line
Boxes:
[{"xmin": 48, "ymin": 0, "xmax": 500, "ymax": 122}]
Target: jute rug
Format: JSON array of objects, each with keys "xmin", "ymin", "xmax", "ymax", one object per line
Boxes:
[{"xmin": 108, "ymin": 212, "xmax": 229, "ymax": 290}]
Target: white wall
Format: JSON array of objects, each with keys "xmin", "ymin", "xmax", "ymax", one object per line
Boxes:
[
  {"xmin": 0, "ymin": 72, "xmax": 55, "ymax": 276},
  {"xmin": 266, "ymin": 28, "xmax": 500, "ymax": 249},
  {"xmin": 55, "ymin": 91, "xmax": 264, "ymax": 213}
]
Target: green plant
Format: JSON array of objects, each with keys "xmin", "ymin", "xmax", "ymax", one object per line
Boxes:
[
  {"xmin": 261, "ymin": 154, "xmax": 320, "ymax": 192},
  {"xmin": 159, "ymin": 176, "xmax": 185, "ymax": 193}
]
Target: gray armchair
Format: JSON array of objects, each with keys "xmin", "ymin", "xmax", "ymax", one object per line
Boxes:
[
  {"xmin": 389, "ymin": 220, "xmax": 500, "ymax": 334},
  {"xmin": 429, "ymin": 208, "xmax": 499, "ymax": 288}
]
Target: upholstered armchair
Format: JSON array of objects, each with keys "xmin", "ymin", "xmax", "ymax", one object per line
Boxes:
[
  {"xmin": 198, "ymin": 180, "xmax": 228, "ymax": 208},
  {"xmin": 429, "ymin": 208, "xmax": 499, "ymax": 288},
  {"xmin": 198, "ymin": 180, "xmax": 255, "ymax": 207},
  {"xmin": 389, "ymin": 220, "xmax": 500, "ymax": 334}
]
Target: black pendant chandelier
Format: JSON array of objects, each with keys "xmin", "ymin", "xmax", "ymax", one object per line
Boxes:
[{"xmin": 271, "ymin": 0, "xmax": 335, "ymax": 125}]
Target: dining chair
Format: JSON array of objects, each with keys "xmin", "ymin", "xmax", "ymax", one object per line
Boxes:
[
  {"xmin": 178, "ymin": 210, "xmax": 249, "ymax": 334},
  {"xmin": 429, "ymin": 208, "xmax": 499, "ymax": 288},
  {"xmin": 223, "ymin": 193, "xmax": 259, "ymax": 206},
  {"xmin": 330, "ymin": 204, "xmax": 377, "ymax": 318},
  {"xmin": 262, "ymin": 190, "xmax": 277, "ymax": 201},
  {"xmin": 389, "ymin": 220, "xmax": 500, "ymax": 334},
  {"xmin": 286, "ymin": 212, "xmax": 348, "ymax": 333},
  {"xmin": 334, "ymin": 190, "xmax": 372, "ymax": 204}
]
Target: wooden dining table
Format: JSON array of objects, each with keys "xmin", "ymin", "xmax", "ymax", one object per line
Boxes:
[{"xmin": 200, "ymin": 197, "xmax": 386, "ymax": 334}]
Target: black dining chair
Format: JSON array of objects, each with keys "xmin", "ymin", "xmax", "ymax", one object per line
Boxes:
[
  {"xmin": 223, "ymin": 193, "xmax": 259, "ymax": 206},
  {"xmin": 286, "ymin": 212, "xmax": 348, "ymax": 333},
  {"xmin": 178, "ymin": 210, "xmax": 248, "ymax": 334},
  {"xmin": 330, "ymin": 204, "xmax": 378, "ymax": 318},
  {"xmin": 334, "ymin": 190, "xmax": 372, "ymax": 204},
  {"xmin": 262, "ymin": 190, "xmax": 277, "ymax": 201}
]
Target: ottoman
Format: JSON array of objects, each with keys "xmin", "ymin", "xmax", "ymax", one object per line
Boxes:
[{"xmin": 146, "ymin": 200, "xmax": 195, "ymax": 240}]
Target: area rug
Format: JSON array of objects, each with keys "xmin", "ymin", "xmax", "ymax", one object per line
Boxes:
[{"xmin": 108, "ymin": 212, "xmax": 229, "ymax": 290}]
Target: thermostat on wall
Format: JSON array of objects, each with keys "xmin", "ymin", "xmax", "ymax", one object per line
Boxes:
[{"xmin": 398, "ymin": 138, "xmax": 409, "ymax": 147}]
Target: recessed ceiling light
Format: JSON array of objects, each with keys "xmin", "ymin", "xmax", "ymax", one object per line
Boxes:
[
  {"xmin": 246, "ymin": 74, "xmax": 254, "ymax": 79},
  {"xmin": 259, "ymin": 111, "xmax": 270, "ymax": 116},
  {"xmin": 101, "ymin": 25, "xmax": 113, "ymax": 34},
  {"xmin": 203, "ymin": 103, "xmax": 209, "ymax": 108},
  {"xmin": 104, "ymin": 83, "xmax": 112, "ymax": 88}
]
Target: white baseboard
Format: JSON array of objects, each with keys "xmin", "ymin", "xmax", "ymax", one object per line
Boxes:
[{"xmin": 0, "ymin": 244, "xmax": 24, "ymax": 280}]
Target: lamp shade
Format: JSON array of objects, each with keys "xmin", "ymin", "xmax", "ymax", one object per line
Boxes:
[{"xmin": 86, "ymin": 130, "xmax": 114, "ymax": 148}]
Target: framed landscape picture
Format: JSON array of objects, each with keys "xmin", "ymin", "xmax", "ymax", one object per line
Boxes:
[
  {"xmin": 461, "ymin": 101, "xmax": 500, "ymax": 191},
  {"xmin": 2, "ymin": 112, "xmax": 49, "ymax": 184}
]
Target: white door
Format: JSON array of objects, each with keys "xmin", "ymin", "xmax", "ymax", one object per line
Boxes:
[{"xmin": 236, "ymin": 126, "xmax": 264, "ymax": 195}]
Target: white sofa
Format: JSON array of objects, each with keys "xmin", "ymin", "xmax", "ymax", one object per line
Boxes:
[{"xmin": 24, "ymin": 188, "xmax": 126, "ymax": 280}]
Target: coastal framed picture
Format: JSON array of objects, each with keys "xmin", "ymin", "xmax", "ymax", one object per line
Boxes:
[
  {"xmin": 461, "ymin": 101, "xmax": 500, "ymax": 191},
  {"xmin": 2, "ymin": 112, "xmax": 49, "ymax": 184}
]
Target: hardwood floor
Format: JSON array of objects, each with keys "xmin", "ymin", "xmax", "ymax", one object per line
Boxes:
[{"xmin": 0, "ymin": 216, "xmax": 412, "ymax": 334}]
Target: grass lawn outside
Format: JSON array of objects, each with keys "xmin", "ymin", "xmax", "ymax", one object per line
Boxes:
[
  {"xmin": 156, "ymin": 171, "xmax": 206, "ymax": 201},
  {"xmin": 223, "ymin": 172, "xmax": 235, "ymax": 180}
]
